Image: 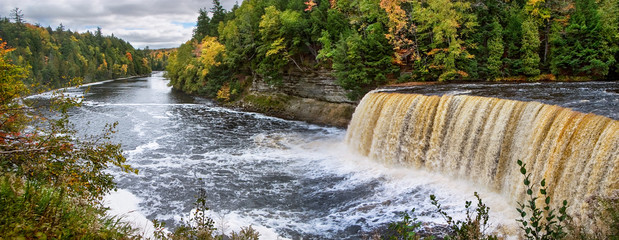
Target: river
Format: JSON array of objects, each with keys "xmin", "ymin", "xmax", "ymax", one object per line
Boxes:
[{"xmin": 32, "ymin": 72, "xmax": 618, "ymax": 239}]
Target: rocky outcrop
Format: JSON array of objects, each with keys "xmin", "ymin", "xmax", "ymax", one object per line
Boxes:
[
  {"xmin": 250, "ymin": 70, "xmax": 356, "ymax": 104},
  {"xmin": 234, "ymin": 70, "xmax": 357, "ymax": 127}
]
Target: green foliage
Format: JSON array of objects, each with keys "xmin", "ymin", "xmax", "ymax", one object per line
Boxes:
[
  {"xmin": 0, "ymin": 176, "xmax": 139, "ymax": 239},
  {"xmin": 388, "ymin": 208, "xmax": 422, "ymax": 240},
  {"xmin": 319, "ymin": 0, "xmax": 397, "ymax": 100},
  {"xmin": 0, "ymin": 19, "xmax": 150, "ymax": 89},
  {"xmin": 515, "ymin": 160, "xmax": 568, "ymax": 240},
  {"xmin": 550, "ymin": 0, "xmax": 615, "ymax": 78},
  {"xmin": 411, "ymin": 0, "xmax": 477, "ymax": 81},
  {"xmin": 486, "ymin": 20, "xmax": 504, "ymax": 80},
  {"xmin": 167, "ymin": 0, "xmax": 619, "ymax": 101},
  {"xmin": 0, "ymin": 38, "xmax": 139, "ymax": 238},
  {"xmin": 193, "ymin": 0, "xmax": 228, "ymax": 40},
  {"xmin": 330, "ymin": 26, "xmax": 397, "ymax": 100},
  {"xmin": 520, "ymin": 16, "xmax": 541, "ymax": 77},
  {"xmin": 153, "ymin": 188, "xmax": 260, "ymax": 240},
  {"xmin": 430, "ymin": 192, "xmax": 498, "ymax": 240},
  {"xmin": 194, "ymin": 9, "xmax": 212, "ymax": 41},
  {"xmin": 165, "ymin": 37, "xmax": 230, "ymax": 98}
]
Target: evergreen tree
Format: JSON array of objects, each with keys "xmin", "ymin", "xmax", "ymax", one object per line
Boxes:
[
  {"xmin": 10, "ymin": 8, "xmax": 23, "ymax": 24},
  {"xmin": 520, "ymin": 16, "xmax": 541, "ymax": 76},
  {"xmin": 209, "ymin": 0, "xmax": 227, "ymax": 37},
  {"xmin": 503, "ymin": 4, "xmax": 525, "ymax": 76},
  {"xmin": 487, "ymin": 19, "xmax": 504, "ymax": 80},
  {"xmin": 551, "ymin": 0, "xmax": 615, "ymax": 78},
  {"xmin": 193, "ymin": 8, "xmax": 211, "ymax": 40}
]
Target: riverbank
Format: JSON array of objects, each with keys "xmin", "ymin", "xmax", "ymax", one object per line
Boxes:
[
  {"xmin": 225, "ymin": 70, "xmax": 358, "ymax": 128},
  {"xmin": 229, "ymin": 92, "xmax": 356, "ymax": 127},
  {"xmin": 25, "ymin": 73, "xmax": 152, "ymax": 99}
]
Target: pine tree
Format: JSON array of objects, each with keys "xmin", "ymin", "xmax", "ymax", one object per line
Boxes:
[
  {"xmin": 209, "ymin": 0, "xmax": 227, "ymax": 37},
  {"xmin": 10, "ymin": 8, "xmax": 23, "ymax": 24},
  {"xmin": 520, "ymin": 16, "xmax": 540, "ymax": 76},
  {"xmin": 550, "ymin": 0, "xmax": 615, "ymax": 78},
  {"xmin": 487, "ymin": 20, "xmax": 504, "ymax": 80},
  {"xmin": 193, "ymin": 8, "xmax": 211, "ymax": 40}
]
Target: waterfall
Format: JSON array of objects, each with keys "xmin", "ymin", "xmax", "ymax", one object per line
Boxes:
[{"xmin": 346, "ymin": 92, "xmax": 618, "ymax": 223}]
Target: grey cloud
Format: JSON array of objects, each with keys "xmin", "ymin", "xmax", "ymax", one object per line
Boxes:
[{"xmin": 1, "ymin": 0, "xmax": 240, "ymax": 49}]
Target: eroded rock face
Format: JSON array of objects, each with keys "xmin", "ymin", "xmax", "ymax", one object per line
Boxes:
[
  {"xmin": 250, "ymin": 70, "xmax": 355, "ymax": 104},
  {"xmin": 237, "ymin": 70, "xmax": 357, "ymax": 127},
  {"xmin": 235, "ymin": 93, "xmax": 356, "ymax": 128}
]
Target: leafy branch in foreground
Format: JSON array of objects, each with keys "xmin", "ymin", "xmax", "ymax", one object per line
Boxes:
[
  {"xmin": 388, "ymin": 159, "xmax": 577, "ymax": 240},
  {"xmin": 516, "ymin": 160, "xmax": 568, "ymax": 240},
  {"xmin": 388, "ymin": 208, "xmax": 423, "ymax": 240},
  {"xmin": 430, "ymin": 192, "xmax": 497, "ymax": 240},
  {"xmin": 153, "ymin": 188, "xmax": 260, "ymax": 240},
  {"xmin": 0, "ymin": 38, "xmax": 140, "ymax": 238}
]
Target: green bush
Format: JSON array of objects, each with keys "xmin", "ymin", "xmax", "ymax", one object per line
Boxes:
[
  {"xmin": 0, "ymin": 175, "xmax": 138, "ymax": 239},
  {"xmin": 387, "ymin": 208, "xmax": 422, "ymax": 240},
  {"xmin": 430, "ymin": 192, "xmax": 498, "ymax": 240},
  {"xmin": 515, "ymin": 160, "xmax": 568, "ymax": 240},
  {"xmin": 154, "ymin": 189, "xmax": 260, "ymax": 240},
  {"xmin": 388, "ymin": 160, "xmax": 580, "ymax": 239}
]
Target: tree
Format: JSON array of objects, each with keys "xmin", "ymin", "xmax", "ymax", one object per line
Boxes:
[
  {"xmin": 193, "ymin": 8, "xmax": 211, "ymax": 40},
  {"xmin": 409, "ymin": 0, "xmax": 477, "ymax": 81},
  {"xmin": 520, "ymin": 16, "xmax": 541, "ymax": 76},
  {"xmin": 1, "ymin": 38, "xmax": 136, "ymax": 199},
  {"xmin": 550, "ymin": 0, "xmax": 615, "ymax": 78},
  {"xmin": 487, "ymin": 20, "xmax": 504, "ymax": 80},
  {"xmin": 319, "ymin": 0, "xmax": 397, "ymax": 100},
  {"xmin": 209, "ymin": 0, "xmax": 227, "ymax": 37},
  {"xmin": 10, "ymin": 8, "xmax": 23, "ymax": 24},
  {"xmin": 331, "ymin": 23, "xmax": 396, "ymax": 100},
  {"xmin": 0, "ymin": 38, "xmax": 141, "ymax": 238},
  {"xmin": 380, "ymin": 0, "xmax": 417, "ymax": 65}
]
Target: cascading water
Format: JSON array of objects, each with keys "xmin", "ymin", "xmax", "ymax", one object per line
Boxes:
[
  {"xmin": 346, "ymin": 92, "xmax": 618, "ymax": 226},
  {"xmin": 30, "ymin": 73, "xmax": 617, "ymax": 238}
]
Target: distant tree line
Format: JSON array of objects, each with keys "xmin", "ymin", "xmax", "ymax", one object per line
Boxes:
[
  {"xmin": 145, "ymin": 48, "xmax": 175, "ymax": 71},
  {"xmin": 167, "ymin": 0, "xmax": 619, "ymax": 100},
  {"xmin": 0, "ymin": 9, "xmax": 151, "ymax": 89}
]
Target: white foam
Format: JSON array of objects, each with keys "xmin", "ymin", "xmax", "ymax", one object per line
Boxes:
[
  {"xmin": 445, "ymin": 90, "xmax": 473, "ymax": 95},
  {"xmin": 208, "ymin": 211, "xmax": 290, "ymax": 240},
  {"xmin": 129, "ymin": 141, "xmax": 161, "ymax": 156},
  {"xmin": 284, "ymin": 139, "xmax": 520, "ymax": 236},
  {"xmin": 103, "ymin": 189, "xmax": 156, "ymax": 238}
]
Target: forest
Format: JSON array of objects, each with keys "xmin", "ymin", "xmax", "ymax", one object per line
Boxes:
[
  {"xmin": 166, "ymin": 0, "xmax": 619, "ymax": 100},
  {"xmin": 0, "ymin": 10, "xmax": 152, "ymax": 89}
]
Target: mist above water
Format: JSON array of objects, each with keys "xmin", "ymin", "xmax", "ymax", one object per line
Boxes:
[{"xmin": 30, "ymin": 73, "xmax": 617, "ymax": 239}]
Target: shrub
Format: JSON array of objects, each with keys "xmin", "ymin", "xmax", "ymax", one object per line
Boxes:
[
  {"xmin": 0, "ymin": 175, "xmax": 139, "ymax": 239},
  {"xmin": 1, "ymin": 38, "xmax": 139, "ymax": 239},
  {"xmin": 387, "ymin": 208, "xmax": 422, "ymax": 240},
  {"xmin": 154, "ymin": 188, "xmax": 260, "ymax": 240},
  {"xmin": 515, "ymin": 160, "xmax": 568, "ymax": 240},
  {"xmin": 430, "ymin": 192, "xmax": 498, "ymax": 240}
]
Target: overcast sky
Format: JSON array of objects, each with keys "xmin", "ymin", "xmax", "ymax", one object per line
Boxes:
[{"xmin": 1, "ymin": 0, "xmax": 238, "ymax": 49}]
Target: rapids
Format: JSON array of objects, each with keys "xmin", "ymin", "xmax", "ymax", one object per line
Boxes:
[
  {"xmin": 346, "ymin": 92, "xmax": 618, "ymax": 229},
  {"xmin": 29, "ymin": 73, "xmax": 618, "ymax": 238}
]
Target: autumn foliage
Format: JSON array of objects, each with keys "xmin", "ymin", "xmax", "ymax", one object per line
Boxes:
[
  {"xmin": 167, "ymin": 0, "xmax": 619, "ymax": 102},
  {"xmin": 0, "ymin": 38, "xmax": 138, "ymax": 238}
]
